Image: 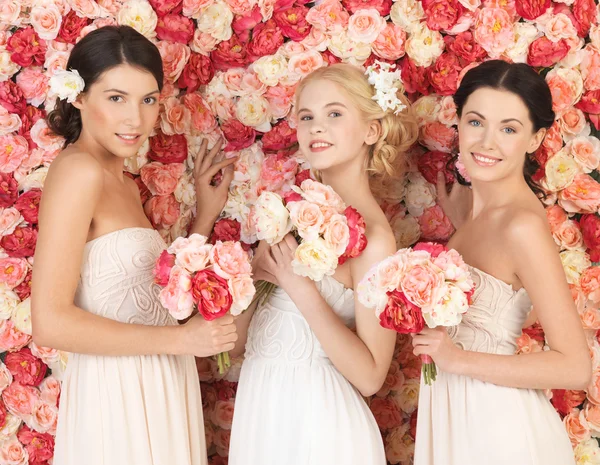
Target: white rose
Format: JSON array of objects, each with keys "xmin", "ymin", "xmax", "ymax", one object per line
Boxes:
[
  {"xmin": 347, "ymin": 8, "xmax": 387, "ymax": 44},
  {"xmin": 0, "ymin": 288, "xmax": 19, "ymax": 321},
  {"xmin": 390, "ymin": 0, "xmax": 425, "ymax": 34},
  {"xmin": 117, "ymin": 0, "xmax": 158, "ymax": 39},
  {"xmin": 405, "ymin": 172, "xmax": 436, "ymax": 216},
  {"xmin": 16, "ymin": 166, "xmax": 49, "ymax": 191},
  {"xmin": 560, "ymin": 249, "xmax": 592, "ymax": 285},
  {"xmin": 574, "ymin": 438, "xmax": 600, "ymax": 465},
  {"xmin": 253, "ymin": 191, "xmax": 292, "ymax": 245},
  {"xmin": 423, "ymin": 283, "xmax": 469, "ymax": 328},
  {"xmin": 235, "ymin": 95, "xmax": 271, "ymax": 132},
  {"xmin": 328, "ymin": 32, "xmax": 372, "ymax": 66},
  {"xmin": 0, "ymin": 49, "xmax": 20, "ymax": 82},
  {"xmin": 223, "ymin": 182, "xmax": 253, "ymax": 223},
  {"xmin": 174, "ymin": 173, "xmax": 196, "ymax": 207},
  {"xmin": 504, "ymin": 23, "xmax": 541, "ymax": 63},
  {"xmin": 11, "ymin": 297, "xmax": 31, "ymax": 335},
  {"xmin": 393, "ymin": 379, "xmax": 420, "ymax": 414},
  {"xmin": 292, "ymin": 238, "xmax": 338, "ymax": 281},
  {"xmin": 391, "ymin": 214, "xmax": 421, "ymax": 249},
  {"xmin": 544, "ymin": 149, "xmax": 581, "ymax": 192},
  {"xmin": 405, "ymin": 22, "xmax": 444, "ymax": 68},
  {"xmin": 0, "ymin": 362, "xmax": 12, "ymax": 394},
  {"xmin": 48, "ymin": 69, "xmax": 84, "ymax": 103},
  {"xmin": 197, "ymin": 2, "xmax": 234, "ymax": 42},
  {"xmin": 252, "ymin": 54, "xmax": 288, "ymax": 87}
]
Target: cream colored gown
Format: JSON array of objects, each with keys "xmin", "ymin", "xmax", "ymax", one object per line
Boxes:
[
  {"xmin": 54, "ymin": 227, "xmax": 206, "ymax": 465},
  {"xmin": 414, "ymin": 266, "xmax": 575, "ymax": 465}
]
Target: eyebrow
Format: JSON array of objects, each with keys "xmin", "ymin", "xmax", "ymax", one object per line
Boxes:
[
  {"xmin": 104, "ymin": 89, "xmax": 160, "ymax": 96},
  {"xmin": 466, "ymin": 111, "xmax": 524, "ymax": 127},
  {"xmin": 297, "ymin": 102, "xmax": 348, "ymax": 113}
]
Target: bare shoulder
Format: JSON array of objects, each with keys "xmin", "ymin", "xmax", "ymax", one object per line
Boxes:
[
  {"xmin": 360, "ymin": 218, "xmax": 397, "ymax": 263},
  {"xmin": 45, "ymin": 149, "xmax": 104, "ymax": 188},
  {"xmin": 500, "ymin": 206, "xmax": 550, "ymax": 244}
]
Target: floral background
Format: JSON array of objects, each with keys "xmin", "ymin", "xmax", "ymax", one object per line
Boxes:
[{"xmin": 0, "ymin": 0, "xmax": 599, "ymax": 462}]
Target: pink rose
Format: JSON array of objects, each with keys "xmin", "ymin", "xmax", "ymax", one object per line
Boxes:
[
  {"xmin": 31, "ymin": 4, "xmax": 62, "ymax": 41},
  {"xmin": 553, "ymin": 219, "xmax": 584, "ymax": 250},
  {"xmin": 420, "ymin": 122, "xmax": 457, "ymax": 153},
  {"xmin": 140, "ymin": 162, "xmax": 185, "ymax": 196},
  {"xmin": 515, "ymin": 0, "xmax": 550, "ymax": 20},
  {"xmin": 584, "ymin": 402, "xmax": 600, "ymax": 434},
  {"xmin": 580, "ymin": 264, "xmax": 600, "ymax": 303},
  {"xmin": 576, "ymin": 90, "xmax": 600, "ymax": 131},
  {"xmin": 224, "ymin": 0, "xmax": 254, "ymax": 15},
  {"xmin": 401, "ymin": 262, "xmax": 444, "ymax": 307},
  {"xmin": 153, "ymin": 250, "xmax": 175, "ymax": 286},
  {"xmin": 144, "ymin": 195, "xmax": 180, "ymax": 229},
  {"xmin": 339, "ymin": 206, "xmax": 368, "ymax": 265},
  {"xmin": 247, "ymin": 20, "xmax": 284, "ymax": 61},
  {"xmin": 178, "ymin": 53, "xmax": 214, "ymax": 94},
  {"xmin": 418, "ymin": 204, "xmax": 455, "ymax": 241},
  {"xmin": 0, "ymin": 437, "xmax": 27, "ymax": 465},
  {"xmin": 547, "ymin": 71, "xmax": 580, "ymax": 114},
  {"xmin": 0, "ymin": 173, "xmax": 18, "ymax": 208},
  {"xmin": 0, "ymin": 134, "xmax": 29, "ymax": 174},
  {"xmin": 149, "ymin": 131, "xmax": 188, "ymax": 164},
  {"xmin": 0, "ymin": 207, "xmax": 23, "ymax": 237},
  {"xmin": 423, "ymin": 0, "xmax": 464, "ymax": 31},
  {"xmin": 473, "ymin": 8, "xmax": 514, "ymax": 58},
  {"xmin": 5, "ymin": 348, "xmax": 47, "ymax": 387},
  {"xmin": 413, "ymin": 241, "xmax": 446, "ymax": 258},
  {"xmin": 305, "ymin": 0, "xmax": 350, "ymax": 35},
  {"xmin": 39, "ymin": 376, "xmax": 60, "ymax": 407},
  {"xmin": 573, "ymin": 0, "xmax": 597, "ymax": 37},
  {"xmin": 0, "ymin": 81, "xmax": 26, "ymax": 116},
  {"xmin": 29, "ymin": 119, "xmax": 64, "ymax": 151},
  {"xmin": 0, "ymin": 106, "xmax": 21, "ymax": 135},
  {"xmin": 261, "ymin": 120, "xmax": 297, "ymax": 154},
  {"xmin": 370, "ymin": 397, "xmax": 402, "ymax": 431},
  {"xmin": 258, "ymin": 153, "xmax": 298, "ymax": 193},
  {"xmin": 448, "ymin": 31, "xmax": 487, "ymax": 62},
  {"xmin": 160, "ymin": 97, "xmax": 190, "ymax": 135},
  {"xmin": 32, "ymin": 400, "xmax": 58, "ymax": 434},
  {"xmin": 156, "ymin": 40, "xmax": 190, "ymax": 82},
  {"xmin": 232, "ymin": 7, "xmax": 262, "ymax": 42},
  {"xmin": 546, "ymin": 205, "xmax": 568, "ymax": 233},
  {"xmin": 210, "ymin": 241, "xmax": 252, "ymax": 279},
  {"xmin": 323, "ymin": 214, "xmax": 350, "ymax": 256},
  {"xmin": 210, "ymin": 218, "xmax": 242, "ymax": 244},
  {"xmin": 558, "ymin": 174, "xmax": 600, "ymax": 214},
  {"xmin": 228, "ymin": 275, "xmax": 255, "ymax": 315},
  {"xmin": 17, "ymin": 105, "xmax": 45, "ymax": 150},
  {"xmin": 376, "ymin": 360, "xmax": 404, "ymax": 397},
  {"xmin": 569, "ymin": 137, "xmax": 600, "ymax": 173},
  {"xmin": 211, "ymin": 399, "xmax": 235, "ymax": 429},
  {"xmin": 372, "ymin": 23, "xmax": 406, "ymax": 61},
  {"xmin": 418, "ymin": 150, "xmax": 455, "ymax": 185},
  {"xmin": 17, "ymin": 425, "xmax": 54, "ymax": 463},
  {"xmin": 7, "ymin": 27, "xmax": 47, "ymax": 67},
  {"xmin": 221, "ymin": 119, "xmax": 256, "ymax": 152},
  {"xmin": 29, "ymin": 342, "xmax": 60, "ymax": 366},
  {"xmin": 288, "ymin": 50, "xmax": 325, "ymax": 78},
  {"xmin": 559, "ymin": 108, "xmax": 587, "ymax": 139},
  {"xmin": 289, "ymin": 201, "xmax": 325, "ymax": 241},
  {"xmin": 14, "ymin": 270, "xmax": 32, "ymax": 300},
  {"xmin": 527, "ymin": 37, "xmax": 570, "ymax": 68},
  {"xmin": 210, "ymin": 35, "xmax": 249, "ymax": 71},
  {"xmin": 191, "ymin": 270, "xmax": 232, "ymax": 321},
  {"xmin": 581, "ymin": 46, "xmax": 600, "ymax": 92},
  {"xmin": 347, "ymin": 8, "xmax": 387, "ymax": 43},
  {"xmin": 159, "ymin": 265, "xmax": 194, "ymax": 319},
  {"xmin": 580, "ymin": 214, "xmax": 600, "ymax": 262},
  {"xmin": 2, "ymin": 381, "xmax": 39, "ymax": 417},
  {"xmin": 0, "ymin": 258, "xmax": 28, "ymax": 290},
  {"xmin": 299, "ymin": 179, "xmax": 345, "ymax": 212},
  {"xmin": 564, "ymin": 408, "xmax": 591, "ymax": 446},
  {"xmin": 0, "ymin": 319, "xmax": 30, "ymax": 352},
  {"xmin": 57, "ymin": 10, "xmax": 91, "ymax": 44},
  {"xmin": 273, "ymin": 6, "xmax": 312, "ymax": 41},
  {"xmin": 183, "ymin": 93, "xmax": 218, "ymax": 135},
  {"xmin": 265, "ymin": 84, "xmax": 295, "ymax": 119},
  {"xmin": 156, "ymin": 14, "xmax": 194, "ymax": 44},
  {"xmin": 552, "ymin": 390, "xmax": 587, "ymax": 417}
]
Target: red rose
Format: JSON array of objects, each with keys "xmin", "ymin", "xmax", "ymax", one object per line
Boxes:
[
  {"xmin": 295, "ymin": 169, "xmax": 312, "ymax": 186},
  {"xmin": 178, "ymin": 53, "xmax": 215, "ymax": 93},
  {"xmin": 215, "ymin": 379, "xmax": 237, "ymax": 401},
  {"xmin": 379, "ymin": 290, "xmax": 425, "ymax": 334},
  {"xmin": 413, "ymin": 241, "xmax": 447, "ymax": 258},
  {"xmin": 232, "ymin": 7, "xmax": 263, "ymax": 43},
  {"xmin": 14, "ymin": 189, "xmax": 41, "ymax": 224},
  {"xmin": 409, "ymin": 409, "xmax": 418, "ymax": 439},
  {"xmin": 321, "ymin": 49, "xmax": 343, "ymax": 65},
  {"xmin": 0, "ymin": 173, "xmax": 19, "ymax": 208},
  {"xmin": 572, "ymin": 0, "xmax": 597, "ymax": 37},
  {"xmin": 527, "ymin": 37, "xmax": 570, "ymax": 68},
  {"xmin": 210, "ymin": 218, "xmax": 241, "ymax": 244},
  {"xmin": 522, "ymin": 321, "xmax": 545, "ymax": 343},
  {"xmin": 339, "ymin": 206, "xmax": 368, "ymax": 265},
  {"xmin": 57, "ymin": 11, "xmax": 91, "ymax": 44},
  {"xmin": 191, "ymin": 270, "xmax": 232, "ymax": 321},
  {"xmin": 0, "ymin": 227, "xmax": 37, "ymax": 258},
  {"xmin": 551, "ymin": 389, "xmax": 586, "ymax": 416},
  {"xmin": 0, "ymin": 402, "xmax": 6, "ymax": 430},
  {"xmin": 273, "ymin": 6, "xmax": 312, "ymax": 42},
  {"xmin": 247, "ymin": 20, "xmax": 284, "ymax": 61},
  {"xmin": 515, "ymin": 0, "xmax": 551, "ymax": 20},
  {"xmin": 364, "ymin": 55, "xmax": 396, "ymax": 68},
  {"xmin": 283, "ymin": 191, "xmax": 303, "ymax": 203},
  {"xmin": 210, "ymin": 35, "xmax": 249, "ymax": 71},
  {"xmin": 261, "ymin": 120, "xmax": 298, "ymax": 153},
  {"xmin": 417, "ymin": 150, "xmax": 455, "ymax": 184},
  {"xmin": 399, "ymin": 57, "xmax": 431, "ymax": 95},
  {"xmin": 221, "ymin": 119, "xmax": 256, "ymax": 151},
  {"xmin": 580, "ymin": 214, "xmax": 600, "ymax": 262},
  {"xmin": 17, "ymin": 425, "xmax": 54, "ymax": 463},
  {"xmin": 447, "ymin": 31, "xmax": 487, "ymax": 63},
  {"xmin": 18, "ymin": 105, "xmax": 46, "ymax": 149},
  {"xmin": 148, "ymin": 0, "xmax": 183, "ymax": 16},
  {"xmin": 0, "ymin": 81, "xmax": 26, "ymax": 116},
  {"xmin": 153, "ymin": 250, "xmax": 175, "ymax": 286},
  {"xmin": 7, "ymin": 27, "xmax": 47, "ymax": 67},
  {"xmin": 149, "ymin": 130, "xmax": 188, "ymax": 164},
  {"xmin": 342, "ymin": 0, "xmax": 392, "ymax": 15},
  {"xmin": 575, "ymin": 90, "xmax": 600, "ymax": 131},
  {"xmin": 428, "ymin": 52, "xmax": 463, "ymax": 96},
  {"xmin": 423, "ymin": 0, "xmax": 463, "ymax": 31},
  {"xmin": 5, "ymin": 348, "xmax": 47, "ymax": 387},
  {"xmin": 156, "ymin": 14, "xmax": 194, "ymax": 44},
  {"xmin": 14, "ymin": 270, "xmax": 32, "ymax": 300}
]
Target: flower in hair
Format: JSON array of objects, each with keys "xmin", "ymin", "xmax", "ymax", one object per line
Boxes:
[
  {"xmin": 48, "ymin": 69, "xmax": 85, "ymax": 103},
  {"xmin": 365, "ymin": 61, "xmax": 407, "ymax": 115}
]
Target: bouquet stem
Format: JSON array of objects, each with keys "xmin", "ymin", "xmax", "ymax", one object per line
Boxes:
[
  {"xmin": 216, "ymin": 351, "xmax": 230, "ymax": 375},
  {"xmin": 251, "ymin": 280, "xmax": 277, "ymax": 307},
  {"xmin": 421, "ymin": 355, "xmax": 437, "ymax": 386}
]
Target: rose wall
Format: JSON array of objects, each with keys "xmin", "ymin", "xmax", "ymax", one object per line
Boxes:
[{"xmin": 1, "ymin": 0, "xmax": 600, "ymax": 462}]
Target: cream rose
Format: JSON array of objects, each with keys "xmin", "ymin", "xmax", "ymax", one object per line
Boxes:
[
  {"xmin": 253, "ymin": 191, "xmax": 292, "ymax": 245},
  {"xmin": 405, "ymin": 22, "xmax": 444, "ymax": 68},
  {"xmin": 11, "ymin": 297, "xmax": 31, "ymax": 335},
  {"xmin": 560, "ymin": 249, "xmax": 592, "ymax": 285},
  {"xmin": 235, "ymin": 94, "xmax": 271, "ymax": 132},
  {"xmin": 544, "ymin": 149, "xmax": 581, "ymax": 192},
  {"xmin": 252, "ymin": 54, "xmax": 288, "ymax": 87},
  {"xmin": 390, "ymin": 0, "xmax": 425, "ymax": 34},
  {"xmin": 292, "ymin": 238, "xmax": 339, "ymax": 281},
  {"xmin": 117, "ymin": 0, "xmax": 158, "ymax": 38},
  {"xmin": 197, "ymin": 2, "xmax": 234, "ymax": 42}
]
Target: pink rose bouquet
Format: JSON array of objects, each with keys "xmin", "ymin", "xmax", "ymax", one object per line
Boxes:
[
  {"xmin": 153, "ymin": 233, "xmax": 255, "ymax": 373},
  {"xmin": 357, "ymin": 242, "xmax": 475, "ymax": 385}
]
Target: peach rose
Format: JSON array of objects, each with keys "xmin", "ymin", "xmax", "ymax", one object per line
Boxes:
[
  {"xmin": 39, "ymin": 377, "xmax": 60, "ymax": 407},
  {"xmin": 221, "ymin": 68, "xmax": 245, "ymax": 95},
  {"xmin": 2, "ymin": 381, "xmax": 39, "ymax": 417},
  {"xmin": 183, "ymin": 93, "xmax": 218, "ymax": 135},
  {"xmin": 0, "ymin": 436, "xmax": 27, "ymax": 465},
  {"xmin": 144, "ymin": 194, "xmax": 180, "ymax": 229},
  {"xmin": 558, "ymin": 174, "xmax": 600, "ymax": 214},
  {"xmin": 376, "ymin": 360, "xmax": 405, "ymax": 397},
  {"xmin": 31, "ymin": 4, "xmax": 62, "ymax": 41},
  {"xmin": 568, "ymin": 136, "xmax": 600, "ymax": 174},
  {"xmin": 559, "ymin": 107, "xmax": 588, "ymax": 140},
  {"xmin": 473, "ymin": 7, "xmax": 514, "ymax": 58},
  {"xmin": 0, "ymin": 2, "xmax": 21, "ymax": 27},
  {"xmin": 580, "ymin": 267, "xmax": 600, "ymax": 304},
  {"xmin": 546, "ymin": 203, "xmax": 567, "ymax": 232},
  {"xmin": 288, "ymin": 49, "xmax": 324, "ymax": 79},
  {"xmin": 44, "ymin": 50, "xmax": 70, "ymax": 77},
  {"xmin": 584, "ymin": 402, "xmax": 600, "ymax": 435},
  {"xmin": 347, "ymin": 8, "xmax": 386, "ymax": 44},
  {"xmin": 31, "ymin": 400, "xmax": 58, "ymax": 434},
  {"xmin": 156, "ymin": 41, "xmax": 190, "ymax": 82},
  {"xmin": 588, "ymin": 368, "xmax": 600, "ymax": 405},
  {"xmin": 400, "ymin": 262, "xmax": 444, "ymax": 308},
  {"xmin": 553, "ymin": 219, "xmax": 584, "ymax": 250},
  {"xmin": 371, "ymin": 23, "xmax": 406, "ymax": 61},
  {"xmin": 420, "ymin": 122, "xmax": 457, "ymax": 153},
  {"xmin": 323, "ymin": 213, "xmax": 350, "ymax": 256},
  {"xmin": 564, "ymin": 408, "xmax": 591, "ymax": 446},
  {"xmin": 265, "ymin": 84, "xmax": 295, "ymax": 120},
  {"xmin": 0, "ymin": 107, "xmax": 21, "ymax": 136},
  {"xmin": 541, "ymin": 13, "xmax": 578, "ymax": 44},
  {"xmin": 211, "ymin": 399, "xmax": 235, "ymax": 430},
  {"xmin": 298, "ymin": 179, "xmax": 345, "ymax": 212},
  {"xmin": 210, "ymin": 240, "xmax": 252, "ymax": 279},
  {"xmin": 240, "ymin": 72, "xmax": 267, "ymax": 97},
  {"xmin": 228, "ymin": 275, "xmax": 255, "ymax": 316},
  {"xmin": 183, "ymin": 0, "xmax": 213, "ymax": 18},
  {"xmin": 516, "ymin": 333, "xmax": 543, "ymax": 354},
  {"xmin": 140, "ymin": 162, "xmax": 185, "ymax": 196},
  {"xmin": 29, "ymin": 119, "xmax": 64, "ymax": 152},
  {"xmin": 191, "ymin": 29, "xmax": 218, "ymax": 55},
  {"xmin": 370, "ymin": 397, "xmax": 402, "ymax": 430},
  {"xmin": 160, "ymin": 97, "xmax": 190, "ymax": 135},
  {"xmin": 580, "ymin": 306, "xmax": 600, "ymax": 331},
  {"xmin": 0, "ymin": 319, "xmax": 30, "ymax": 352},
  {"xmin": 385, "ymin": 423, "xmax": 414, "ymax": 464},
  {"xmin": 419, "ymin": 204, "xmax": 455, "ymax": 241},
  {"xmin": 29, "ymin": 342, "xmax": 60, "ymax": 366},
  {"xmin": 438, "ymin": 96, "xmax": 459, "ymax": 127},
  {"xmin": 16, "ymin": 67, "xmax": 48, "ymax": 108},
  {"xmin": 288, "ymin": 201, "xmax": 324, "ymax": 241},
  {"xmin": 214, "ymin": 429, "xmax": 231, "ymax": 457},
  {"xmin": 305, "ymin": 0, "xmax": 350, "ymax": 35},
  {"xmin": 546, "ymin": 67, "xmax": 584, "ymax": 113},
  {"xmin": 0, "ymin": 208, "xmax": 23, "ymax": 237},
  {"xmin": 581, "ymin": 46, "xmax": 600, "ymax": 91}
]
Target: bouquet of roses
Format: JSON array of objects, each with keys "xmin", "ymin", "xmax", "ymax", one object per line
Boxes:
[
  {"xmin": 251, "ymin": 179, "xmax": 368, "ymax": 301},
  {"xmin": 357, "ymin": 242, "xmax": 475, "ymax": 385},
  {"xmin": 153, "ymin": 233, "xmax": 255, "ymax": 373}
]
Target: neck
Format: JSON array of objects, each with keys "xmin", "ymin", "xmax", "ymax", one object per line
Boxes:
[
  {"xmin": 320, "ymin": 157, "xmax": 374, "ymax": 210},
  {"xmin": 470, "ymin": 172, "xmax": 533, "ymax": 217},
  {"xmin": 74, "ymin": 129, "xmax": 126, "ymax": 181}
]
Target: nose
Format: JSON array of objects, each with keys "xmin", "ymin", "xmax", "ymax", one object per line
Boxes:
[
  {"xmin": 480, "ymin": 127, "xmax": 496, "ymax": 152},
  {"xmin": 124, "ymin": 102, "xmax": 142, "ymax": 129}
]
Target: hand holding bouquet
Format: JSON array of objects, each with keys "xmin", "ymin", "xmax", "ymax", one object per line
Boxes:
[
  {"xmin": 357, "ymin": 242, "xmax": 475, "ymax": 385},
  {"xmin": 153, "ymin": 234, "xmax": 255, "ymax": 373}
]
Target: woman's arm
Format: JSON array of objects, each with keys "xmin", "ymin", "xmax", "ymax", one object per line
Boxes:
[
  {"xmin": 264, "ymin": 232, "xmax": 398, "ymax": 397},
  {"xmin": 412, "ymin": 212, "xmax": 591, "ymax": 390},
  {"xmin": 32, "ymin": 152, "xmax": 237, "ymax": 357}
]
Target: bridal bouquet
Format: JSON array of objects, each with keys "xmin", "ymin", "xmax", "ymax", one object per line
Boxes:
[
  {"xmin": 251, "ymin": 179, "xmax": 368, "ymax": 301},
  {"xmin": 153, "ymin": 234, "xmax": 255, "ymax": 373},
  {"xmin": 357, "ymin": 242, "xmax": 475, "ymax": 385}
]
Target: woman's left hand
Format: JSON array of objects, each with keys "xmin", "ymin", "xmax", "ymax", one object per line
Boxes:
[
  {"xmin": 261, "ymin": 234, "xmax": 311, "ymax": 292},
  {"xmin": 411, "ymin": 327, "xmax": 463, "ymax": 374}
]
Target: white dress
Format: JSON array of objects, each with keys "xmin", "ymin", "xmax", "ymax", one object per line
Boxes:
[
  {"xmin": 228, "ymin": 275, "xmax": 386, "ymax": 465},
  {"xmin": 54, "ymin": 228, "xmax": 207, "ymax": 465},
  {"xmin": 414, "ymin": 266, "xmax": 575, "ymax": 465}
]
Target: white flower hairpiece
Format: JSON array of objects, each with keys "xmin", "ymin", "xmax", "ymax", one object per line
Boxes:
[
  {"xmin": 365, "ymin": 61, "xmax": 407, "ymax": 115},
  {"xmin": 48, "ymin": 69, "xmax": 85, "ymax": 103}
]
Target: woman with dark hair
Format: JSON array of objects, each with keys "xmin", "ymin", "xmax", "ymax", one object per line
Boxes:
[
  {"xmin": 412, "ymin": 60, "xmax": 589, "ymax": 464},
  {"xmin": 31, "ymin": 26, "xmax": 236, "ymax": 465}
]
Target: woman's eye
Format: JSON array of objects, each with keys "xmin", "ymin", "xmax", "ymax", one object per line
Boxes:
[
  {"xmin": 144, "ymin": 97, "xmax": 157, "ymax": 105},
  {"xmin": 468, "ymin": 120, "xmax": 481, "ymax": 127},
  {"xmin": 329, "ymin": 111, "xmax": 342, "ymax": 118},
  {"xmin": 109, "ymin": 95, "xmax": 123, "ymax": 103},
  {"xmin": 503, "ymin": 127, "xmax": 516, "ymax": 134},
  {"xmin": 300, "ymin": 115, "xmax": 312, "ymax": 121}
]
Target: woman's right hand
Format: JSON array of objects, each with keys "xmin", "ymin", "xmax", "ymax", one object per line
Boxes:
[
  {"xmin": 436, "ymin": 172, "xmax": 472, "ymax": 229},
  {"xmin": 178, "ymin": 314, "xmax": 238, "ymax": 357}
]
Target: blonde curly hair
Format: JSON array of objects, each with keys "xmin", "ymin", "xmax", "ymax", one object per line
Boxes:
[{"xmin": 295, "ymin": 63, "xmax": 419, "ymax": 192}]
